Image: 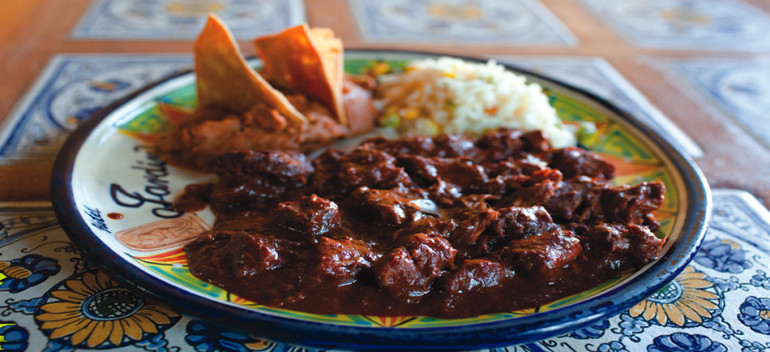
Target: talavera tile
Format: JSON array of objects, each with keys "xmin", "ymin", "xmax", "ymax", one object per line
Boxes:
[
  {"xmin": 578, "ymin": 0, "xmax": 770, "ymax": 51},
  {"xmin": 349, "ymin": 0, "xmax": 576, "ymax": 46},
  {"xmin": 72, "ymin": 0, "xmax": 306, "ymax": 40},
  {"xmin": 0, "ymin": 55, "xmax": 190, "ymax": 161},
  {"xmin": 646, "ymin": 57, "xmax": 770, "ymax": 148}
]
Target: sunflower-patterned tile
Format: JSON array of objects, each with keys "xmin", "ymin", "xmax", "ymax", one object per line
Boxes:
[{"xmin": 34, "ymin": 270, "xmax": 181, "ymax": 348}]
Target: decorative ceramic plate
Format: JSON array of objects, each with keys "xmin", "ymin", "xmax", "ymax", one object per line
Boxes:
[{"xmin": 51, "ymin": 50, "xmax": 711, "ymax": 350}]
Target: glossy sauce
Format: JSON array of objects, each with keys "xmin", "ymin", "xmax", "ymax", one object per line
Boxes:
[{"xmin": 180, "ymin": 129, "xmax": 665, "ymax": 318}]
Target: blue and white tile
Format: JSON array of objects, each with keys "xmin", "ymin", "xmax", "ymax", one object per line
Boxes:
[
  {"xmin": 494, "ymin": 56, "xmax": 702, "ymax": 157},
  {"xmin": 645, "ymin": 57, "xmax": 770, "ymax": 148},
  {"xmin": 349, "ymin": 0, "xmax": 576, "ymax": 46},
  {"xmin": 72, "ymin": 0, "xmax": 306, "ymax": 40},
  {"xmin": 578, "ymin": 0, "xmax": 770, "ymax": 51},
  {"xmin": 0, "ymin": 54, "xmax": 191, "ymax": 161}
]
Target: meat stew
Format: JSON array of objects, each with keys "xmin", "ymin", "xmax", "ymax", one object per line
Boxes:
[{"xmin": 179, "ymin": 128, "xmax": 665, "ymax": 318}]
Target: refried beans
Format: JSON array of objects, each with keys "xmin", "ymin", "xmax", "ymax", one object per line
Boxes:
[{"xmin": 156, "ymin": 78, "xmax": 376, "ymax": 171}]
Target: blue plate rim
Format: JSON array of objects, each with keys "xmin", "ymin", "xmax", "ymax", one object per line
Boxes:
[{"xmin": 51, "ymin": 48, "xmax": 711, "ymax": 350}]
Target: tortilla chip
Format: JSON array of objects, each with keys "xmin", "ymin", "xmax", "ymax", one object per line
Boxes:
[
  {"xmin": 253, "ymin": 24, "xmax": 346, "ymax": 124},
  {"xmin": 194, "ymin": 14, "xmax": 306, "ymax": 124}
]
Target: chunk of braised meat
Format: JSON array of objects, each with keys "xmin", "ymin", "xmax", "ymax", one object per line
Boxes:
[
  {"xmin": 362, "ymin": 135, "xmax": 437, "ymax": 157},
  {"xmin": 427, "ymin": 179, "xmax": 463, "ymax": 207},
  {"xmin": 363, "ymin": 134, "xmax": 478, "ymax": 158},
  {"xmin": 402, "ymin": 233, "xmax": 457, "ymax": 278},
  {"xmin": 307, "ymin": 148, "xmax": 343, "ymax": 191},
  {"xmin": 475, "ymin": 129, "xmax": 523, "ymax": 162},
  {"xmin": 216, "ymin": 150, "xmax": 314, "ymax": 187},
  {"xmin": 490, "ymin": 206, "xmax": 556, "ymax": 241},
  {"xmin": 520, "ymin": 130, "xmax": 552, "ymax": 152},
  {"xmin": 602, "ymin": 182, "xmax": 665, "ymax": 227},
  {"xmin": 225, "ymin": 233, "xmax": 285, "ymax": 277},
  {"xmin": 441, "ymin": 259, "xmax": 512, "ymax": 294},
  {"xmin": 397, "ymin": 156, "xmax": 504, "ymax": 195},
  {"xmin": 175, "ymin": 183, "xmax": 213, "ymax": 213},
  {"xmin": 303, "ymin": 236, "xmax": 378, "ymax": 287},
  {"xmin": 311, "ymin": 146, "xmax": 411, "ymax": 194},
  {"xmin": 499, "ymin": 166, "xmax": 562, "ymax": 190},
  {"xmin": 374, "ymin": 233, "xmax": 457, "ymax": 302},
  {"xmin": 485, "ymin": 155, "xmax": 549, "ymax": 179},
  {"xmin": 399, "ymin": 155, "xmax": 492, "ymax": 193},
  {"xmin": 208, "ymin": 151, "xmax": 314, "ymax": 216},
  {"xmin": 500, "ymin": 230, "xmax": 582, "ymax": 280},
  {"xmin": 544, "ymin": 177, "xmax": 607, "ymax": 222},
  {"xmin": 209, "ymin": 181, "xmax": 287, "ymax": 217},
  {"xmin": 475, "ymin": 129, "xmax": 551, "ymax": 163},
  {"xmin": 456, "ymin": 205, "xmax": 556, "ymax": 257},
  {"xmin": 397, "ymin": 217, "xmax": 457, "ymax": 239},
  {"xmin": 337, "ymin": 147, "xmax": 411, "ymax": 190},
  {"xmin": 450, "ymin": 195, "xmax": 500, "ymax": 249},
  {"xmin": 545, "ymin": 179, "xmax": 664, "ymax": 229},
  {"xmin": 350, "ymin": 187, "xmax": 429, "ymax": 229},
  {"xmin": 397, "ymin": 154, "xmax": 439, "ymax": 185},
  {"xmin": 434, "ymin": 134, "xmax": 479, "ymax": 158},
  {"xmin": 185, "ymin": 231, "xmax": 289, "ymax": 280},
  {"xmin": 578, "ymin": 223, "xmax": 664, "ymax": 270},
  {"xmin": 496, "ymin": 168, "xmax": 562, "ymax": 207},
  {"xmin": 274, "ymin": 195, "xmax": 341, "ymax": 240},
  {"xmin": 436, "ymin": 159, "xmax": 490, "ymax": 193},
  {"xmin": 549, "ymin": 147, "xmax": 615, "ymax": 179}
]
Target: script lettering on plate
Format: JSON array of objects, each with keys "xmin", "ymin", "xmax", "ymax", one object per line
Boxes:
[
  {"xmin": 83, "ymin": 205, "xmax": 111, "ymax": 233},
  {"xmin": 115, "ymin": 213, "xmax": 210, "ymax": 252},
  {"xmin": 110, "ymin": 145, "xmax": 183, "ymax": 219}
]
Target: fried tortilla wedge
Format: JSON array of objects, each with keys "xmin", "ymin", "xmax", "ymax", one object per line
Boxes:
[
  {"xmin": 254, "ymin": 24, "xmax": 346, "ymax": 125},
  {"xmin": 194, "ymin": 14, "xmax": 306, "ymax": 124}
]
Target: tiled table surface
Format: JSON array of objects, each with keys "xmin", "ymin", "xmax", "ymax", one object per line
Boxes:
[{"xmin": 0, "ymin": 0, "xmax": 769, "ymax": 350}]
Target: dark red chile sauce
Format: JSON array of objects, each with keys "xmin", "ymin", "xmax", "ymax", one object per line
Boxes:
[{"xmin": 178, "ymin": 128, "xmax": 665, "ymax": 318}]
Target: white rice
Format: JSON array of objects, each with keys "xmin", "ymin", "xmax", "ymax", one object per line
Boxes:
[{"xmin": 376, "ymin": 57, "xmax": 576, "ymax": 148}]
